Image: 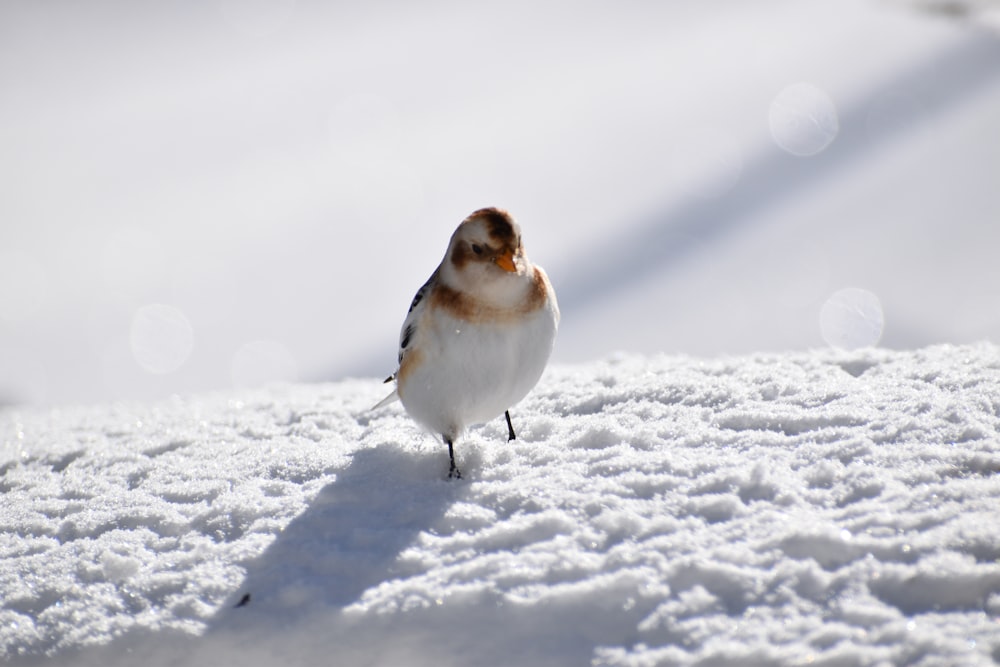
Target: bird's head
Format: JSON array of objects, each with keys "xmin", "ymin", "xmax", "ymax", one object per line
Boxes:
[{"xmin": 441, "ymin": 208, "xmax": 529, "ymax": 296}]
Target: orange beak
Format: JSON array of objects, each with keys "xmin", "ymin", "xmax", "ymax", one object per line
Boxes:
[{"xmin": 494, "ymin": 248, "xmax": 517, "ymax": 273}]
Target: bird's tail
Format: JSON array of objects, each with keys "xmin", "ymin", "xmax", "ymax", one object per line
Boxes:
[
  {"xmin": 372, "ymin": 390, "xmax": 399, "ymax": 411},
  {"xmin": 371, "ymin": 374, "xmax": 400, "ymax": 411}
]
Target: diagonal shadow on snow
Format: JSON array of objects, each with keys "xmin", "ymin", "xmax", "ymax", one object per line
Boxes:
[
  {"xmin": 207, "ymin": 443, "xmax": 462, "ymax": 628},
  {"xmin": 550, "ymin": 32, "xmax": 1000, "ymax": 340},
  {"xmin": 319, "ymin": 30, "xmax": 1000, "ymax": 380},
  {"xmin": 29, "ymin": 443, "xmax": 463, "ymax": 667}
]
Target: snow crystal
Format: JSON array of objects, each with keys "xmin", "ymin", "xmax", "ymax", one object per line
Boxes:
[{"xmin": 2, "ymin": 344, "xmax": 1000, "ymax": 666}]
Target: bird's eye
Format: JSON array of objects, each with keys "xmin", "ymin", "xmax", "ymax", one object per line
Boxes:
[{"xmin": 471, "ymin": 243, "xmax": 484, "ymax": 255}]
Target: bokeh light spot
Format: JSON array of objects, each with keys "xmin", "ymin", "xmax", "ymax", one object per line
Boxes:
[
  {"xmin": 130, "ymin": 304, "xmax": 194, "ymax": 374},
  {"xmin": 769, "ymin": 83, "xmax": 839, "ymax": 157},
  {"xmin": 820, "ymin": 288, "xmax": 884, "ymax": 349}
]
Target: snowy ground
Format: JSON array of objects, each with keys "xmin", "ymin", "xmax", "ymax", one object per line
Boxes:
[
  {"xmin": 3, "ymin": 343, "xmax": 1000, "ymax": 666},
  {"xmin": 3, "ymin": 0, "xmax": 1000, "ymax": 406}
]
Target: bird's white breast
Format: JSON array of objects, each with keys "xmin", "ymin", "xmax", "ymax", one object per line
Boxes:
[{"xmin": 398, "ymin": 298, "xmax": 558, "ymax": 441}]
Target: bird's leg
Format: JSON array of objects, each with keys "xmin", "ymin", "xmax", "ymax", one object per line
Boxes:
[
  {"xmin": 505, "ymin": 410, "xmax": 516, "ymax": 442},
  {"xmin": 445, "ymin": 436, "xmax": 461, "ymax": 479}
]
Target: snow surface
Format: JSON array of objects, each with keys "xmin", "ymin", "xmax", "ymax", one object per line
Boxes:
[
  {"xmin": 3, "ymin": 344, "xmax": 1000, "ymax": 666},
  {"xmin": 3, "ymin": 0, "xmax": 1000, "ymax": 406}
]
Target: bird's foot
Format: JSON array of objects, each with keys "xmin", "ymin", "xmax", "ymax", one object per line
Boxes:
[{"xmin": 445, "ymin": 436, "xmax": 462, "ymax": 479}]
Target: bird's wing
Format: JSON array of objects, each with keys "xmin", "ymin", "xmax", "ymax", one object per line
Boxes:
[
  {"xmin": 396, "ymin": 270, "xmax": 436, "ymax": 366},
  {"xmin": 371, "ymin": 270, "xmax": 437, "ymax": 411}
]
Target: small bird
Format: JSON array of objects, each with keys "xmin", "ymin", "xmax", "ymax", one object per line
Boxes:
[{"xmin": 375, "ymin": 207, "xmax": 559, "ymax": 478}]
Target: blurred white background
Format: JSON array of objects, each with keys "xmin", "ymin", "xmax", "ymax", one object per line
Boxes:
[{"xmin": 2, "ymin": 0, "xmax": 999, "ymax": 406}]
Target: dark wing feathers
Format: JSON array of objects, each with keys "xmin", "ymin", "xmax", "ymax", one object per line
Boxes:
[
  {"xmin": 392, "ymin": 271, "xmax": 435, "ymax": 370},
  {"xmin": 399, "ymin": 323, "xmax": 415, "ymax": 364},
  {"xmin": 408, "ymin": 273, "xmax": 435, "ymax": 313}
]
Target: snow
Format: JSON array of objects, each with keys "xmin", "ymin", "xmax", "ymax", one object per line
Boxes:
[
  {"xmin": 3, "ymin": 343, "xmax": 1000, "ymax": 666},
  {"xmin": 3, "ymin": 0, "xmax": 1000, "ymax": 406},
  {"xmin": 2, "ymin": 2, "xmax": 1000, "ymax": 661}
]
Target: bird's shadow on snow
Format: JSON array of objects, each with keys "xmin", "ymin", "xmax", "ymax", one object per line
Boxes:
[
  {"xmin": 35, "ymin": 443, "xmax": 462, "ymax": 667},
  {"xmin": 208, "ymin": 442, "xmax": 462, "ymax": 628}
]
